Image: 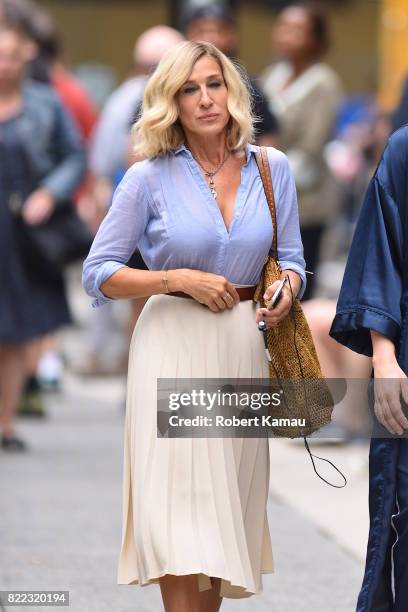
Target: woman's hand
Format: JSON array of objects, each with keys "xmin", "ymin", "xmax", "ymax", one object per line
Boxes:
[
  {"xmin": 371, "ymin": 330, "xmax": 408, "ymax": 435},
  {"xmin": 373, "ymin": 359, "xmax": 408, "ymax": 435},
  {"xmin": 22, "ymin": 189, "xmax": 55, "ymax": 225},
  {"xmin": 178, "ymin": 269, "xmax": 240, "ymax": 312},
  {"xmin": 255, "ymin": 279, "xmax": 293, "ymax": 329}
]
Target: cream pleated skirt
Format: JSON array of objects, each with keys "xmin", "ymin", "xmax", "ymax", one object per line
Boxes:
[{"xmin": 117, "ymin": 292, "xmax": 274, "ymax": 599}]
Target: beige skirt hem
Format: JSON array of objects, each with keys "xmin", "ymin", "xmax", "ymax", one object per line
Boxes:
[{"xmin": 118, "ymin": 567, "xmax": 275, "ymax": 599}]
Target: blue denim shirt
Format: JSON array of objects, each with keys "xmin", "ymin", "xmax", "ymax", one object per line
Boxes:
[
  {"xmin": 14, "ymin": 80, "xmax": 86, "ymax": 203},
  {"xmin": 83, "ymin": 144, "xmax": 306, "ymax": 306}
]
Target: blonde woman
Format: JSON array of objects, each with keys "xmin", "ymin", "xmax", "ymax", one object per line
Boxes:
[{"xmin": 83, "ymin": 41, "xmax": 306, "ymax": 612}]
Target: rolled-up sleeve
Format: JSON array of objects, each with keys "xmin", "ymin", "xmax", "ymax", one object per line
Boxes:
[
  {"xmin": 82, "ymin": 163, "xmax": 150, "ymax": 307},
  {"xmin": 329, "ymin": 146, "xmax": 404, "ymax": 356},
  {"xmin": 269, "ymin": 150, "xmax": 307, "ymax": 299}
]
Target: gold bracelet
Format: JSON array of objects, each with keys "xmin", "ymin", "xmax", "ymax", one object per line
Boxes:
[{"xmin": 162, "ymin": 271, "xmax": 170, "ymax": 294}]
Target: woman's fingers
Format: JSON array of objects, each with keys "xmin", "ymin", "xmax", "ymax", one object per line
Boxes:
[
  {"xmin": 191, "ymin": 275, "xmax": 241, "ymax": 310},
  {"xmin": 400, "ymin": 379, "xmax": 408, "ymax": 410},
  {"xmin": 263, "ymin": 280, "xmax": 283, "ymax": 303},
  {"xmin": 213, "ymin": 295, "xmax": 227, "ymax": 311},
  {"xmin": 374, "ymin": 380, "xmax": 406, "ymax": 434},
  {"xmin": 255, "ymin": 292, "xmax": 292, "ymax": 329},
  {"xmin": 390, "ymin": 386, "xmax": 408, "ymax": 429},
  {"xmin": 225, "ymin": 282, "xmax": 240, "ymax": 305},
  {"xmin": 207, "ymin": 300, "xmax": 221, "ymax": 313},
  {"xmin": 374, "ymin": 392, "xmax": 401, "ymax": 435},
  {"xmin": 219, "ymin": 283, "xmax": 239, "ymax": 309},
  {"xmin": 271, "ymin": 294, "xmax": 291, "ymax": 317},
  {"xmin": 256, "ymin": 309, "xmax": 278, "ymax": 329}
]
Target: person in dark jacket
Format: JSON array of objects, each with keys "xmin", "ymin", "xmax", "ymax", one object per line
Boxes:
[
  {"xmin": 0, "ymin": 23, "xmax": 85, "ymax": 451},
  {"xmin": 330, "ymin": 126, "xmax": 408, "ymax": 612},
  {"xmin": 180, "ymin": 3, "xmax": 279, "ymax": 147}
]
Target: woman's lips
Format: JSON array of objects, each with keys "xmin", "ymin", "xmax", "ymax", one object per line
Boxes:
[{"xmin": 198, "ymin": 114, "xmax": 219, "ymax": 121}]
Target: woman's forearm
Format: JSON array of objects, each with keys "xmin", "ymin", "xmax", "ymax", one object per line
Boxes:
[
  {"xmin": 100, "ymin": 267, "xmax": 187, "ymax": 300},
  {"xmin": 371, "ymin": 329, "xmax": 397, "ymax": 367}
]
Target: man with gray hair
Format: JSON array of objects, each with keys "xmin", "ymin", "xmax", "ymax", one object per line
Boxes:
[
  {"xmin": 82, "ymin": 26, "xmax": 184, "ymax": 377},
  {"xmin": 89, "ymin": 25, "xmax": 184, "ymax": 183}
]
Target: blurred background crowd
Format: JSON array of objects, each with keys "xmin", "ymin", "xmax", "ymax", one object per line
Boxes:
[{"xmin": 1, "ymin": 0, "xmax": 408, "ymax": 452}]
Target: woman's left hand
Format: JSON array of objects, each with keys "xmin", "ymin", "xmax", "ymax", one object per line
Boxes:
[
  {"xmin": 255, "ymin": 279, "xmax": 293, "ymax": 329},
  {"xmin": 22, "ymin": 189, "xmax": 55, "ymax": 225}
]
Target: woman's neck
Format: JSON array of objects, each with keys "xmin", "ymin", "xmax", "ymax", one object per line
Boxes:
[
  {"xmin": 185, "ymin": 131, "xmax": 228, "ymax": 166},
  {"xmin": 290, "ymin": 56, "xmax": 318, "ymax": 79},
  {"xmin": 280, "ymin": 56, "xmax": 317, "ymax": 92}
]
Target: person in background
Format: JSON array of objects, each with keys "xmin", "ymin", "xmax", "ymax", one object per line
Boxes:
[
  {"xmin": 0, "ymin": 4, "xmax": 98, "ymax": 407},
  {"xmin": 80, "ymin": 25, "xmax": 184, "ymax": 377},
  {"xmin": 90, "ymin": 25, "xmax": 184, "ymax": 197},
  {"xmin": 20, "ymin": 6, "xmax": 99, "ymax": 397},
  {"xmin": 29, "ymin": 7, "xmax": 98, "ymax": 142},
  {"xmin": 0, "ymin": 0, "xmax": 51, "ymax": 83},
  {"xmin": 181, "ymin": 3, "xmax": 279, "ymax": 147},
  {"xmin": 261, "ymin": 2, "xmax": 343, "ymax": 300},
  {"xmin": 0, "ymin": 23, "xmax": 85, "ymax": 451}
]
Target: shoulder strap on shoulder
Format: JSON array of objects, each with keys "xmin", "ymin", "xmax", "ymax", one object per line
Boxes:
[{"xmin": 255, "ymin": 146, "xmax": 278, "ymax": 259}]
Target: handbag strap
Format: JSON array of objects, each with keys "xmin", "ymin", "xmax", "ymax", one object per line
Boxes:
[{"xmin": 255, "ymin": 146, "xmax": 278, "ymax": 260}]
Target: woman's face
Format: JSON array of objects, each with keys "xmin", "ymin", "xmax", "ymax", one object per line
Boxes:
[
  {"xmin": 273, "ymin": 7, "xmax": 318, "ymax": 62},
  {"xmin": 0, "ymin": 30, "xmax": 27, "ymax": 89},
  {"xmin": 177, "ymin": 54, "xmax": 230, "ymax": 141}
]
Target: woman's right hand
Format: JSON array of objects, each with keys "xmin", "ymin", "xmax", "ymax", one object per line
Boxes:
[
  {"xmin": 176, "ymin": 269, "xmax": 240, "ymax": 312},
  {"xmin": 23, "ymin": 188, "xmax": 55, "ymax": 225},
  {"xmin": 373, "ymin": 359, "xmax": 408, "ymax": 435},
  {"xmin": 371, "ymin": 329, "xmax": 408, "ymax": 435}
]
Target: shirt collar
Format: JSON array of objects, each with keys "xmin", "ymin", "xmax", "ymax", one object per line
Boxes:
[{"xmin": 174, "ymin": 142, "xmax": 258, "ymax": 165}]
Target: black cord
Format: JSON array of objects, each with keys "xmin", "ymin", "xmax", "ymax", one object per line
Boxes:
[
  {"xmin": 303, "ymin": 437, "xmax": 347, "ymax": 488},
  {"xmin": 261, "ymin": 274, "xmax": 347, "ymax": 488}
]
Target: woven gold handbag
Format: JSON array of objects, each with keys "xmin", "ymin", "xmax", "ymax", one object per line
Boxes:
[{"xmin": 254, "ymin": 147, "xmax": 333, "ymax": 438}]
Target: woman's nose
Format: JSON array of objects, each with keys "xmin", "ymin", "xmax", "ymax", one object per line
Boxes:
[{"xmin": 199, "ymin": 87, "xmax": 213, "ymax": 107}]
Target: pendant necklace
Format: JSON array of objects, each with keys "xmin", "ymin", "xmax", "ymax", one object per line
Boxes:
[{"xmin": 189, "ymin": 149, "xmax": 230, "ymax": 200}]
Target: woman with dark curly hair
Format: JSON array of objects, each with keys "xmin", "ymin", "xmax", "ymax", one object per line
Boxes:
[{"xmin": 261, "ymin": 2, "xmax": 343, "ymax": 299}]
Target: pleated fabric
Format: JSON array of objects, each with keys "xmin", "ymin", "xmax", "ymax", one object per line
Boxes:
[{"xmin": 117, "ymin": 293, "xmax": 274, "ymax": 599}]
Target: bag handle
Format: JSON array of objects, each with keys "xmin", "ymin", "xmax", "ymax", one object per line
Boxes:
[{"xmin": 255, "ymin": 146, "xmax": 278, "ymax": 259}]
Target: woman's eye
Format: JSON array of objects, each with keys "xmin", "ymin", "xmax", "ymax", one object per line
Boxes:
[
  {"xmin": 182, "ymin": 86, "xmax": 197, "ymax": 94},
  {"xmin": 209, "ymin": 81, "xmax": 221, "ymax": 88}
]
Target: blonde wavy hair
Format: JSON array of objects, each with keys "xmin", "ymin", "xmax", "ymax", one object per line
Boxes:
[{"xmin": 132, "ymin": 40, "xmax": 256, "ymax": 158}]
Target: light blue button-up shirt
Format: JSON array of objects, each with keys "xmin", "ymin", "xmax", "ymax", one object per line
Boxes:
[{"xmin": 82, "ymin": 143, "xmax": 306, "ymax": 306}]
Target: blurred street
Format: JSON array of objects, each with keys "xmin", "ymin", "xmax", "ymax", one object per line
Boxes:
[
  {"xmin": 0, "ymin": 267, "xmax": 369, "ymax": 612},
  {"xmin": 0, "ymin": 375, "xmax": 368, "ymax": 612}
]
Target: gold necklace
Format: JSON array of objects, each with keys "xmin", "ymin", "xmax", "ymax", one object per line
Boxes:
[{"xmin": 189, "ymin": 149, "xmax": 230, "ymax": 200}]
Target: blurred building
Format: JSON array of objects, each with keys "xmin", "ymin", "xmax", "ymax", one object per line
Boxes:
[
  {"xmin": 35, "ymin": 1, "xmax": 374, "ymax": 92},
  {"xmin": 35, "ymin": 0, "xmax": 408, "ymax": 109}
]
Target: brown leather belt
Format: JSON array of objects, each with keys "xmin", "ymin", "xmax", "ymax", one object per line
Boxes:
[{"xmin": 168, "ymin": 286, "xmax": 257, "ymax": 301}]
